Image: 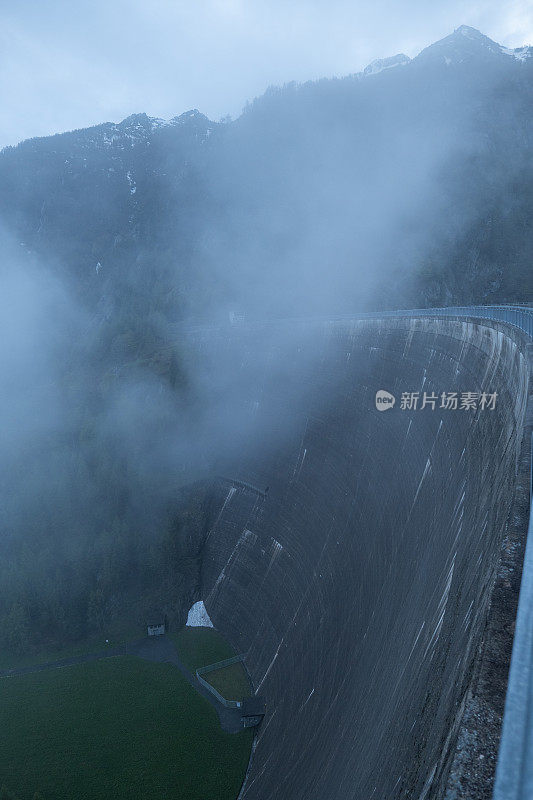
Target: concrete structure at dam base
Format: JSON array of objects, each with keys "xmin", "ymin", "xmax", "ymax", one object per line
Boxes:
[{"xmin": 182, "ymin": 312, "xmax": 532, "ymax": 800}]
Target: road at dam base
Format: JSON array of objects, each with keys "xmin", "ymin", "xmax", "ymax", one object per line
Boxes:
[{"xmin": 191, "ymin": 316, "xmax": 530, "ymax": 800}]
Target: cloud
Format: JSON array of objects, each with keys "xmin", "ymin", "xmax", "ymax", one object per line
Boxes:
[{"xmin": 496, "ymin": 0, "xmax": 533, "ymax": 45}]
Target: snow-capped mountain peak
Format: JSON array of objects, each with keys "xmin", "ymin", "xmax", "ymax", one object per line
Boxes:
[
  {"xmin": 455, "ymin": 24, "xmax": 485, "ymax": 40},
  {"xmin": 414, "ymin": 25, "xmax": 533, "ymax": 67}
]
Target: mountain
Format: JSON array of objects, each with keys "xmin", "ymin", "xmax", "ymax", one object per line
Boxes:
[
  {"xmin": 417, "ymin": 25, "xmax": 532, "ymax": 65},
  {"xmin": 360, "ymin": 25, "xmax": 533, "ymax": 77},
  {"xmin": 361, "ymin": 27, "xmax": 532, "ymax": 77},
  {"xmin": 0, "ymin": 25, "xmax": 532, "ymax": 326}
]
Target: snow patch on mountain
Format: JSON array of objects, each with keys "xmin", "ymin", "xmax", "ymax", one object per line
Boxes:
[
  {"xmin": 500, "ymin": 45, "xmax": 532, "ymax": 62},
  {"xmin": 363, "ymin": 54, "xmax": 411, "ymax": 76},
  {"xmin": 456, "ymin": 24, "xmax": 483, "ymax": 40},
  {"xmin": 126, "ymin": 170, "xmax": 137, "ymax": 195},
  {"xmin": 149, "ymin": 117, "xmax": 174, "ymax": 130},
  {"xmin": 90, "ymin": 110, "xmax": 215, "ymax": 151}
]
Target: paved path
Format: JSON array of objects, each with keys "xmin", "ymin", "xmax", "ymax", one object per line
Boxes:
[{"xmin": 0, "ymin": 636, "xmax": 243, "ymax": 734}]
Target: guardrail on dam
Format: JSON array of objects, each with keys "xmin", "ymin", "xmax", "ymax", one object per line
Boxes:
[
  {"xmin": 196, "ymin": 655, "xmax": 246, "ymax": 708},
  {"xmin": 188, "ymin": 305, "xmax": 532, "ymax": 800}
]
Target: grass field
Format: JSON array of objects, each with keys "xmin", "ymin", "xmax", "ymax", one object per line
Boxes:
[
  {"xmin": 173, "ymin": 627, "xmax": 252, "ymax": 702},
  {"xmin": 173, "ymin": 626, "xmax": 239, "ymax": 673},
  {"xmin": 0, "ymin": 655, "xmax": 253, "ymax": 800},
  {"xmin": 203, "ymin": 662, "xmax": 252, "ymax": 701},
  {"xmin": 0, "ymin": 626, "xmax": 141, "ymax": 673}
]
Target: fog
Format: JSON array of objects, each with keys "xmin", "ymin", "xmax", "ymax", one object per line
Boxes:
[
  {"xmin": 0, "ymin": 17, "xmax": 531, "ymax": 654},
  {"xmin": 0, "ymin": 226, "xmax": 331, "ymax": 646}
]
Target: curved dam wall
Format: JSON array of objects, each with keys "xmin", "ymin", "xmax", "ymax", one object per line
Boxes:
[{"xmin": 196, "ymin": 317, "xmax": 529, "ymax": 800}]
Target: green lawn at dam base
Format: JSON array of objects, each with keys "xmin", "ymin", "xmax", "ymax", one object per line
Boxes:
[
  {"xmin": 0, "ymin": 650, "xmax": 252, "ymax": 800},
  {"xmin": 203, "ymin": 662, "xmax": 252, "ymax": 702},
  {"xmin": 173, "ymin": 627, "xmax": 252, "ymax": 702},
  {"xmin": 0, "ymin": 627, "xmax": 142, "ymax": 673},
  {"xmin": 173, "ymin": 626, "xmax": 238, "ymax": 672}
]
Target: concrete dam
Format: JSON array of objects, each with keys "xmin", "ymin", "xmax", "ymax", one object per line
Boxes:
[{"xmin": 187, "ymin": 313, "xmax": 532, "ymax": 800}]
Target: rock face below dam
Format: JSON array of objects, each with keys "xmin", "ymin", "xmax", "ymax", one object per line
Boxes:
[{"xmin": 193, "ymin": 317, "xmax": 530, "ymax": 800}]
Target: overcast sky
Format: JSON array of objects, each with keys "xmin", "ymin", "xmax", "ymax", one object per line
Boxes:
[{"xmin": 1, "ymin": 0, "xmax": 532, "ymax": 149}]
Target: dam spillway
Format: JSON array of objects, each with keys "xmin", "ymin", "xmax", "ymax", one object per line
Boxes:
[{"xmin": 189, "ymin": 314, "xmax": 531, "ymax": 800}]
